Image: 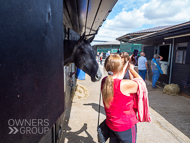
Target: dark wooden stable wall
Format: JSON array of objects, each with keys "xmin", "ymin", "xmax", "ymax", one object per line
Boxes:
[
  {"xmin": 0, "ymin": 0, "xmax": 65, "ymax": 142},
  {"xmin": 171, "ymin": 39, "xmax": 190, "ymax": 96},
  {"xmin": 143, "ymin": 38, "xmax": 190, "ymax": 96}
]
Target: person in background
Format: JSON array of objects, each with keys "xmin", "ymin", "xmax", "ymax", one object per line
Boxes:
[
  {"xmin": 117, "ymin": 48, "xmax": 120, "ymax": 54},
  {"xmin": 119, "ymin": 52, "xmax": 132, "ymax": 79},
  {"xmin": 106, "ymin": 51, "xmax": 111, "ymax": 58},
  {"xmin": 101, "ymin": 54, "xmax": 143, "ymax": 143},
  {"xmin": 138, "ymin": 52, "xmax": 148, "ymax": 81},
  {"xmin": 151, "ymin": 54, "xmax": 163, "ymax": 88},
  {"xmin": 100, "ymin": 52, "xmax": 103, "ymax": 65},
  {"xmin": 96, "ymin": 52, "xmax": 100, "ymax": 62}
]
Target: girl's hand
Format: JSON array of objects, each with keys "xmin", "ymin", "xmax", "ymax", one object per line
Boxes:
[
  {"xmin": 119, "ymin": 61, "xmax": 129, "ymax": 79},
  {"xmin": 129, "ymin": 54, "xmax": 133, "ymax": 62},
  {"xmin": 129, "ymin": 63, "xmax": 134, "ymax": 70},
  {"xmin": 129, "ymin": 54, "xmax": 136, "ymax": 64}
]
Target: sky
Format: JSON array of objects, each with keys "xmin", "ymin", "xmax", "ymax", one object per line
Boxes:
[{"xmin": 92, "ymin": 0, "xmax": 190, "ymax": 45}]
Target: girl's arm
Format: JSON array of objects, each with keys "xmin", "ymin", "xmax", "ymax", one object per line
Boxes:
[
  {"xmin": 119, "ymin": 61, "xmax": 129, "ymax": 79},
  {"xmin": 129, "ymin": 63, "xmax": 142, "ymax": 79},
  {"xmin": 120, "ymin": 63, "xmax": 142, "ymax": 95},
  {"xmin": 128, "ymin": 70, "xmax": 134, "ymax": 80}
]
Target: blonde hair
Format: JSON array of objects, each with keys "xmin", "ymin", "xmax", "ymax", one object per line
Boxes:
[{"xmin": 102, "ymin": 54, "xmax": 123, "ymax": 108}]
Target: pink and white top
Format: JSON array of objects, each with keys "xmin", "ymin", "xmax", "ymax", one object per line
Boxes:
[{"xmin": 132, "ymin": 78, "xmax": 151, "ymax": 122}]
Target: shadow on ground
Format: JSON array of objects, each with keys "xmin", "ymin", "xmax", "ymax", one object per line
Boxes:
[
  {"xmin": 61, "ymin": 101, "xmax": 96, "ymax": 143},
  {"xmin": 83, "ymin": 103, "xmax": 105, "ymax": 115}
]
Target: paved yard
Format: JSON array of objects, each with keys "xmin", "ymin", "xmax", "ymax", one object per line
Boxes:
[{"xmin": 61, "ymin": 64, "xmax": 190, "ymax": 143}]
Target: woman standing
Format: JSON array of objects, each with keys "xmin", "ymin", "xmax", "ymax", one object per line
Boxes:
[{"xmin": 101, "ymin": 54, "xmax": 142, "ymax": 143}]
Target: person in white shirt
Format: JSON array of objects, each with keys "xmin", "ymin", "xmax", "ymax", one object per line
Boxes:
[
  {"xmin": 100, "ymin": 52, "xmax": 103, "ymax": 65},
  {"xmin": 138, "ymin": 52, "xmax": 148, "ymax": 80}
]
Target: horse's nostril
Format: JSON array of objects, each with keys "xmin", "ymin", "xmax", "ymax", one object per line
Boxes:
[{"xmin": 95, "ymin": 74, "xmax": 100, "ymax": 80}]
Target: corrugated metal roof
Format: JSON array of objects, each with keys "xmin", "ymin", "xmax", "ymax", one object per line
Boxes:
[
  {"xmin": 93, "ymin": 40, "xmax": 120, "ymax": 46},
  {"xmin": 128, "ymin": 32, "xmax": 157, "ymax": 42},
  {"xmin": 129, "ymin": 21, "xmax": 190, "ymax": 43},
  {"xmin": 129, "ymin": 25, "xmax": 173, "ymax": 34},
  {"xmin": 63, "ymin": 0, "xmax": 118, "ymax": 37},
  {"xmin": 116, "ymin": 25, "xmax": 173, "ymax": 41}
]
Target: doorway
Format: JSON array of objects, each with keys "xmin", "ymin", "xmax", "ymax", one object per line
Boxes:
[
  {"xmin": 159, "ymin": 45, "xmax": 170, "ymax": 62},
  {"xmin": 156, "ymin": 45, "xmax": 171, "ymax": 75}
]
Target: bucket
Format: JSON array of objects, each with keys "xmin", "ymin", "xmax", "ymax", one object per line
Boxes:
[{"xmin": 76, "ymin": 68, "xmax": 85, "ymax": 80}]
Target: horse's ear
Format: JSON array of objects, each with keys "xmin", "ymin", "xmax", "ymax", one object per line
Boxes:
[
  {"xmin": 87, "ymin": 35, "xmax": 95, "ymax": 43},
  {"xmin": 73, "ymin": 33, "xmax": 85, "ymax": 52},
  {"xmin": 77, "ymin": 32, "xmax": 85, "ymax": 44}
]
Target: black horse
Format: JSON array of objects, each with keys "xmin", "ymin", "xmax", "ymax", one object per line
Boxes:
[{"xmin": 64, "ymin": 33, "xmax": 102, "ymax": 82}]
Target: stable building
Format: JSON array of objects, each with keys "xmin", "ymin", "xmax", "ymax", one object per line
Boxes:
[
  {"xmin": 127, "ymin": 21, "xmax": 190, "ymax": 96},
  {"xmin": 116, "ymin": 26, "xmax": 172, "ymax": 55},
  {"xmin": 93, "ymin": 40, "xmax": 120, "ymax": 58}
]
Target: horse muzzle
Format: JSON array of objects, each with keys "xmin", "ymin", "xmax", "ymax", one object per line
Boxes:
[{"xmin": 92, "ymin": 67, "xmax": 102, "ymax": 82}]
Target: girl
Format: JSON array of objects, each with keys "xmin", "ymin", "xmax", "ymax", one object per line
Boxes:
[{"xmin": 101, "ymin": 54, "xmax": 142, "ymax": 143}]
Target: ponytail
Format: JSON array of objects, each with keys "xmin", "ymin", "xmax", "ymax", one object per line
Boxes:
[{"xmin": 102, "ymin": 75, "xmax": 114, "ymax": 108}]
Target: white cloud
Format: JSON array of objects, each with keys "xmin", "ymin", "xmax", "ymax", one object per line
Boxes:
[
  {"xmin": 141, "ymin": 0, "xmax": 190, "ymax": 24},
  {"xmin": 105, "ymin": 9, "xmax": 145, "ymax": 30},
  {"xmin": 94, "ymin": 0, "xmax": 190, "ymax": 42}
]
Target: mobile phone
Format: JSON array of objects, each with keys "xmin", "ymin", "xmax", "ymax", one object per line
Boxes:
[{"xmin": 133, "ymin": 49, "xmax": 138, "ymax": 57}]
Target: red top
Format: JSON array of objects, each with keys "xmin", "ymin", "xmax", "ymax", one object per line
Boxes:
[{"xmin": 101, "ymin": 77, "xmax": 138, "ymax": 131}]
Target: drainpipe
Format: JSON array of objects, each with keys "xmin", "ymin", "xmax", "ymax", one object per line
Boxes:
[{"xmin": 169, "ymin": 38, "xmax": 174, "ymax": 84}]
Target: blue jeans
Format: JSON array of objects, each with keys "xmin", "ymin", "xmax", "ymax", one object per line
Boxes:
[
  {"xmin": 138, "ymin": 70, "xmax": 147, "ymax": 81},
  {"xmin": 152, "ymin": 70, "xmax": 160, "ymax": 87},
  {"xmin": 109, "ymin": 124, "xmax": 137, "ymax": 143}
]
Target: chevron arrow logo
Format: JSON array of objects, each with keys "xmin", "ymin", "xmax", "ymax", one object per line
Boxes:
[
  {"xmin": 9, "ymin": 127, "xmax": 19, "ymax": 134},
  {"xmin": 8, "ymin": 127, "xmax": 14, "ymax": 134}
]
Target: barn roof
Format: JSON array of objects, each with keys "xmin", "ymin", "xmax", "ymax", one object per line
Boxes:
[
  {"xmin": 129, "ymin": 25, "xmax": 172, "ymax": 34},
  {"xmin": 128, "ymin": 21, "xmax": 190, "ymax": 44},
  {"xmin": 116, "ymin": 25, "xmax": 172, "ymax": 42},
  {"xmin": 63, "ymin": 0, "xmax": 118, "ymax": 38}
]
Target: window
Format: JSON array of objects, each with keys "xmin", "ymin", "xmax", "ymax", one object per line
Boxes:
[{"xmin": 175, "ymin": 43, "xmax": 187, "ymax": 64}]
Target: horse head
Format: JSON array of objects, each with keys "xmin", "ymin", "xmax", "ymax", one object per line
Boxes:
[{"xmin": 64, "ymin": 33, "xmax": 102, "ymax": 82}]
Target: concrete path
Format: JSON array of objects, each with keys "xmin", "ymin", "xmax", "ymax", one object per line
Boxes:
[{"xmin": 61, "ymin": 64, "xmax": 190, "ymax": 143}]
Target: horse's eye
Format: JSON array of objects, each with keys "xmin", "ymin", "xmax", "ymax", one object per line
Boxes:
[{"xmin": 81, "ymin": 51, "xmax": 86, "ymax": 54}]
